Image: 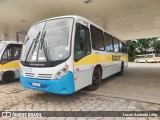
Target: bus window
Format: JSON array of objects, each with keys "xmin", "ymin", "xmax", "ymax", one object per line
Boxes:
[
  {"xmin": 113, "ymin": 37, "xmax": 120, "ymax": 52},
  {"xmin": 74, "ymin": 23, "xmax": 91, "ymax": 62},
  {"xmin": 13, "ymin": 45, "xmax": 22, "ymax": 60},
  {"xmin": 146, "ymin": 55, "xmax": 153, "ymax": 58},
  {"xmin": 1, "ymin": 46, "xmax": 12, "ymax": 64},
  {"xmin": 104, "ymin": 32, "xmax": 113, "ymax": 52},
  {"xmin": 119, "ymin": 41, "xmax": 124, "ymax": 53},
  {"xmin": 135, "ymin": 55, "xmax": 145, "ymax": 59},
  {"xmin": 155, "ymin": 54, "xmax": 160, "ymax": 57},
  {"xmin": 90, "ymin": 25, "xmax": 105, "ymax": 51},
  {"xmin": 1, "ymin": 44, "xmax": 22, "ymax": 64}
]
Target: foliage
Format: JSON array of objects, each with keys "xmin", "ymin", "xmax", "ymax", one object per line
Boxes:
[
  {"xmin": 126, "ymin": 37, "xmax": 159, "ymax": 58},
  {"xmin": 126, "ymin": 40, "xmax": 137, "ymax": 57},
  {"xmin": 136, "ymin": 39, "xmax": 150, "ymax": 54},
  {"xmin": 151, "ymin": 40, "xmax": 160, "ymax": 53}
]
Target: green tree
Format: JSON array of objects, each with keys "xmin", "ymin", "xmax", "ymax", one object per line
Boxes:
[
  {"xmin": 126, "ymin": 40, "xmax": 137, "ymax": 57},
  {"xmin": 136, "ymin": 39, "xmax": 150, "ymax": 54},
  {"xmin": 152, "ymin": 40, "xmax": 160, "ymax": 53}
]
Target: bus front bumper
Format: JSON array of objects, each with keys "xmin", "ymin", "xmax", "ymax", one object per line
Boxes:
[{"xmin": 20, "ymin": 72, "xmax": 75, "ymax": 94}]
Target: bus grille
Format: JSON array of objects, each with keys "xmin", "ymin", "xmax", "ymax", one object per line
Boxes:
[
  {"xmin": 37, "ymin": 74, "xmax": 53, "ymax": 79},
  {"xmin": 24, "ymin": 73, "xmax": 53, "ymax": 80},
  {"xmin": 25, "ymin": 73, "xmax": 35, "ymax": 78}
]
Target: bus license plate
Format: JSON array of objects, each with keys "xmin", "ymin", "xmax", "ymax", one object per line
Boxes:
[{"xmin": 32, "ymin": 82, "xmax": 41, "ymax": 87}]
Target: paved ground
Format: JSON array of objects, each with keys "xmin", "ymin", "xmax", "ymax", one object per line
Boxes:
[
  {"xmin": 0, "ymin": 63, "xmax": 160, "ymax": 120},
  {"xmin": 83, "ymin": 63, "xmax": 160, "ymax": 104}
]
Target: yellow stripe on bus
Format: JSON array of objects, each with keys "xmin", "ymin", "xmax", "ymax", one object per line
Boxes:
[
  {"xmin": 120, "ymin": 56, "xmax": 128, "ymax": 61},
  {"xmin": 74, "ymin": 54, "xmax": 128, "ymax": 66},
  {"xmin": 0, "ymin": 61, "xmax": 19, "ymax": 70}
]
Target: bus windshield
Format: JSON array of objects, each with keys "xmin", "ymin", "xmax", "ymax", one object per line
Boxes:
[
  {"xmin": 0, "ymin": 42, "xmax": 6, "ymax": 52},
  {"xmin": 20, "ymin": 18, "xmax": 73, "ymax": 65},
  {"xmin": 134, "ymin": 55, "xmax": 145, "ymax": 59}
]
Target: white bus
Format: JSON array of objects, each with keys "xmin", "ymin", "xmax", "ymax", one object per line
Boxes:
[
  {"xmin": 134, "ymin": 54, "xmax": 160, "ymax": 63},
  {"xmin": 0, "ymin": 41, "xmax": 22, "ymax": 83},
  {"xmin": 20, "ymin": 16, "xmax": 128, "ymax": 94}
]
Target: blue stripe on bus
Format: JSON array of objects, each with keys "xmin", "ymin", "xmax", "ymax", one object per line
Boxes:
[{"xmin": 20, "ymin": 72, "xmax": 75, "ymax": 94}]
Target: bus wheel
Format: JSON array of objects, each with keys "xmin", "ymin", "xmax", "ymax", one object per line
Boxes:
[
  {"xmin": 1, "ymin": 72, "xmax": 14, "ymax": 84},
  {"xmin": 145, "ymin": 60, "xmax": 148, "ymax": 63},
  {"xmin": 117, "ymin": 62, "xmax": 124, "ymax": 75},
  {"xmin": 87, "ymin": 67, "xmax": 102, "ymax": 91}
]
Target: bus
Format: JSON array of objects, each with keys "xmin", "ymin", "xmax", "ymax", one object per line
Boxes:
[
  {"xmin": 134, "ymin": 54, "xmax": 160, "ymax": 63},
  {"xmin": 0, "ymin": 41, "xmax": 22, "ymax": 83},
  {"xmin": 20, "ymin": 16, "xmax": 128, "ymax": 94}
]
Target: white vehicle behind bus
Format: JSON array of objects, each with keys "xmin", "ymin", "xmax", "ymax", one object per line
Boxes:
[
  {"xmin": 0, "ymin": 41, "xmax": 22, "ymax": 83},
  {"xmin": 134, "ymin": 54, "xmax": 160, "ymax": 63}
]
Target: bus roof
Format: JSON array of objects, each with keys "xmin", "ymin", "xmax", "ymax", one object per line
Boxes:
[
  {"xmin": 135, "ymin": 55, "xmax": 145, "ymax": 56},
  {"xmin": 32, "ymin": 15, "xmax": 120, "ymax": 41},
  {"xmin": 135, "ymin": 54, "xmax": 155, "ymax": 56}
]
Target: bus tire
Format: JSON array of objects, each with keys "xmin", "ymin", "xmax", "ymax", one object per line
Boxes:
[
  {"xmin": 145, "ymin": 60, "xmax": 148, "ymax": 63},
  {"xmin": 117, "ymin": 62, "xmax": 124, "ymax": 76},
  {"xmin": 87, "ymin": 67, "xmax": 102, "ymax": 91},
  {"xmin": 1, "ymin": 71, "xmax": 14, "ymax": 84}
]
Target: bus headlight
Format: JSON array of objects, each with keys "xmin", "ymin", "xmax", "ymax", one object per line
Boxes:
[
  {"xmin": 54, "ymin": 68, "xmax": 69, "ymax": 79},
  {"xmin": 58, "ymin": 72, "xmax": 63, "ymax": 77},
  {"xmin": 62, "ymin": 68, "xmax": 68, "ymax": 73}
]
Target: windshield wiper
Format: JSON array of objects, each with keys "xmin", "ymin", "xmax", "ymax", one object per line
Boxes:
[
  {"xmin": 25, "ymin": 31, "xmax": 41, "ymax": 62},
  {"xmin": 39, "ymin": 31, "xmax": 51, "ymax": 62}
]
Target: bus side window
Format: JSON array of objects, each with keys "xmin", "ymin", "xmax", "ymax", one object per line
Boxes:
[
  {"xmin": 155, "ymin": 54, "xmax": 160, "ymax": 57},
  {"xmin": 90, "ymin": 25, "xmax": 105, "ymax": 51},
  {"xmin": 119, "ymin": 41, "xmax": 124, "ymax": 53},
  {"xmin": 1, "ymin": 46, "xmax": 12, "ymax": 64},
  {"xmin": 104, "ymin": 32, "xmax": 113, "ymax": 52},
  {"xmin": 113, "ymin": 37, "xmax": 120, "ymax": 52},
  {"xmin": 13, "ymin": 45, "xmax": 22, "ymax": 60},
  {"xmin": 1, "ymin": 44, "xmax": 22, "ymax": 64},
  {"xmin": 74, "ymin": 23, "xmax": 91, "ymax": 62}
]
